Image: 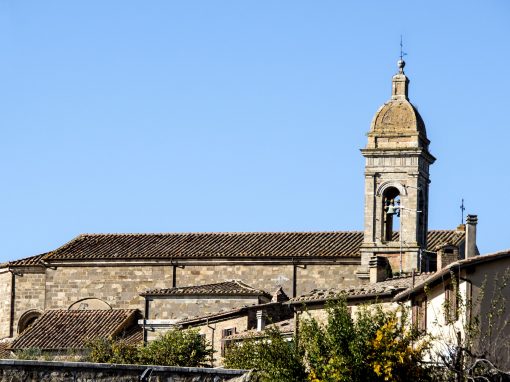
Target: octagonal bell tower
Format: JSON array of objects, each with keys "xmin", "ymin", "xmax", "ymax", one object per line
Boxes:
[{"xmin": 360, "ymin": 60, "xmax": 435, "ymax": 276}]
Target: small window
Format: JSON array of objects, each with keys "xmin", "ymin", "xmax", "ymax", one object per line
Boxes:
[
  {"xmin": 221, "ymin": 327, "xmax": 236, "ymax": 357},
  {"xmin": 412, "ymin": 297, "xmax": 427, "ymax": 332},
  {"xmin": 445, "ymin": 279, "xmax": 459, "ymax": 323}
]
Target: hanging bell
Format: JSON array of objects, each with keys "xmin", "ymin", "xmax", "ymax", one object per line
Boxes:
[{"xmin": 386, "ymin": 205, "xmax": 398, "ymax": 215}]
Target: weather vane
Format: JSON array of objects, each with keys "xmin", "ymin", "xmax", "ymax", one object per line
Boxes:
[
  {"xmin": 399, "ymin": 35, "xmax": 407, "ymax": 62},
  {"xmin": 460, "ymin": 198, "xmax": 466, "ymax": 225},
  {"xmin": 398, "ymin": 35, "xmax": 407, "ymax": 74}
]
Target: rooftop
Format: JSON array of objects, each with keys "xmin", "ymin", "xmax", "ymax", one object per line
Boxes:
[
  {"xmin": 6, "ymin": 230, "xmax": 465, "ymax": 266},
  {"xmin": 141, "ymin": 280, "xmax": 270, "ymax": 298},
  {"xmin": 290, "ymin": 272, "xmax": 434, "ymax": 305},
  {"xmin": 11, "ymin": 309, "xmax": 142, "ymax": 351}
]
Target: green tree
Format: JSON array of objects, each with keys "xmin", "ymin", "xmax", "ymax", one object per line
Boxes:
[
  {"xmin": 224, "ymin": 299, "xmax": 432, "ymax": 381},
  {"xmin": 300, "ymin": 300, "xmax": 431, "ymax": 382},
  {"xmin": 223, "ymin": 326, "xmax": 306, "ymax": 382},
  {"xmin": 139, "ymin": 328, "xmax": 213, "ymax": 367},
  {"xmin": 86, "ymin": 328, "xmax": 213, "ymax": 367}
]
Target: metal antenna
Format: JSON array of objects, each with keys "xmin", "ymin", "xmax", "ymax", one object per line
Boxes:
[{"xmin": 460, "ymin": 198, "xmax": 466, "ymax": 224}]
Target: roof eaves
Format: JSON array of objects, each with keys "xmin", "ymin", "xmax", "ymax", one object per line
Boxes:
[{"xmin": 394, "ymin": 250, "xmax": 510, "ymax": 301}]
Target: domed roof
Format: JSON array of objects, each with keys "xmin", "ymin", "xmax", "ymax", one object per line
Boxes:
[{"xmin": 370, "ymin": 98, "xmax": 427, "ymax": 137}]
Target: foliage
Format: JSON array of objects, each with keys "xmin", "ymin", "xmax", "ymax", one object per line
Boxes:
[
  {"xmin": 300, "ymin": 300, "xmax": 432, "ymax": 382},
  {"xmin": 224, "ymin": 299, "xmax": 432, "ymax": 382},
  {"xmin": 139, "ymin": 328, "xmax": 213, "ymax": 367},
  {"xmin": 15, "ymin": 347, "xmax": 42, "ymax": 360},
  {"xmin": 86, "ymin": 337, "xmax": 140, "ymax": 364},
  {"xmin": 86, "ymin": 328, "xmax": 213, "ymax": 367},
  {"xmin": 223, "ymin": 326, "xmax": 307, "ymax": 382}
]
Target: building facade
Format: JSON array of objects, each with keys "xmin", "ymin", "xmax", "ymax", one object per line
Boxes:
[{"xmin": 0, "ymin": 61, "xmax": 472, "ymax": 343}]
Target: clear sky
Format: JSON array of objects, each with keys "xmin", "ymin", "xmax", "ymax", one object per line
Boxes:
[{"xmin": 0, "ymin": 1, "xmax": 509, "ymax": 263}]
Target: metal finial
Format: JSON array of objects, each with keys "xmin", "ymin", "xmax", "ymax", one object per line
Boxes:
[
  {"xmin": 460, "ymin": 199, "xmax": 466, "ymax": 225},
  {"xmin": 398, "ymin": 35, "xmax": 407, "ymax": 74}
]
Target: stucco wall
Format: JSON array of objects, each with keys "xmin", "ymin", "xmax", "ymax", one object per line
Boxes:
[{"xmin": 469, "ymin": 258, "xmax": 510, "ymax": 369}]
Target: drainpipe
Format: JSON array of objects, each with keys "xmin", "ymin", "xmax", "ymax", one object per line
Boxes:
[
  {"xmin": 206, "ymin": 319, "xmax": 215, "ymax": 367},
  {"xmin": 9, "ymin": 270, "xmax": 16, "ymax": 337}
]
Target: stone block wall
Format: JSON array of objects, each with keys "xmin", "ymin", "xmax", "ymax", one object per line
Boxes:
[
  {"xmin": 175, "ymin": 264, "xmax": 294, "ymax": 296},
  {"xmin": 0, "ymin": 270, "xmax": 12, "ymax": 338},
  {"xmin": 44, "ymin": 265, "xmax": 173, "ymax": 311},
  {"xmin": 148, "ymin": 297, "xmax": 260, "ymax": 320},
  {"xmin": 13, "ymin": 269, "xmax": 46, "ymax": 335},
  {"xmin": 0, "ymin": 359, "xmax": 247, "ymax": 382}
]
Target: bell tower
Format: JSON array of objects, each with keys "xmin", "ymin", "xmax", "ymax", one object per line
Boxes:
[{"xmin": 360, "ymin": 60, "xmax": 435, "ymax": 275}]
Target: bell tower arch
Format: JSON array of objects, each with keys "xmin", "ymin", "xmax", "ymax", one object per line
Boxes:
[{"xmin": 360, "ymin": 60, "xmax": 435, "ymax": 275}]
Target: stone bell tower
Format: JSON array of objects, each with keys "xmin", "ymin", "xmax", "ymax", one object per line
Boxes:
[{"xmin": 359, "ymin": 60, "xmax": 435, "ymax": 276}]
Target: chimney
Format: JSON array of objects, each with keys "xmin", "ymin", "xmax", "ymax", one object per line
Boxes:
[
  {"xmin": 369, "ymin": 256, "xmax": 391, "ymax": 283},
  {"xmin": 465, "ymin": 214, "xmax": 479, "ymax": 258},
  {"xmin": 256, "ymin": 310, "xmax": 266, "ymax": 332}
]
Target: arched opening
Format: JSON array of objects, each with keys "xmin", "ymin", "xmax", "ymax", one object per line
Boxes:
[
  {"xmin": 383, "ymin": 187, "xmax": 400, "ymax": 242},
  {"xmin": 18, "ymin": 310, "xmax": 42, "ymax": 334},
  {"xmin": 68, "ymin": 298, "xmax": 112, "ymax": 311}
]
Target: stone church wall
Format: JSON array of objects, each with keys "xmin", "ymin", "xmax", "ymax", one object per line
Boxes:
[
  {"xmin": 175, "ymin": 264, "xmax": 294, "ymax": 295},
  {"xmin": 13, "ymin": 269, "xmax": 46, "ymax": 335},
  {"xmin": 43, "ymin": 265, "xmax": 173, "ymax": 311},
  {"xmin": 4, "ymin": 260, "xmax": 363, "ymax": 339},
  {"xmin": 174, "ymin": 262, "xmax": 362, "ymax": 297},
  {"xmin": 0, "ymin": 270, "xmax": 12, "ymax": 339}
]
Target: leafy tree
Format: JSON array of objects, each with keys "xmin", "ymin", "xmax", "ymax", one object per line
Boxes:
[
  {"xmin": 139, "ymin": 328, "xmax": 213, "ymax": 367},
  {"xmin": 224, "ymin": 299, "xmax": 432, "ymax": 381},
  {"xmin": 223, "ymin": 326, "xmax": 306, "ymax": 382},
  {"xmin": 86, "ymin": 328, "xmax": 213, "ymax": 367},
  {"xmin": 300, "ymin": 300, "xmax": 432, "ymax": 382},
  {"xmin": 86, "ymin": 337, "xmax": 140, "ymax": 364}
]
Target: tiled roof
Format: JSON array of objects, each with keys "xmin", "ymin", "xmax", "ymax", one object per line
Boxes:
[
  {"xmin": 0, "ymin": 341, "xmax": 12, "ymax": 359},
  {"xmin": 11, "ymin": 309, "xmax": 142, "ymax": 350},
  {"xmin": 141, "ymin": 280, "xmax": 270, "ymax": 298},
  {"xmin": 6, "ymin": 253, "xmax": 47, "ymax": 267},
  {"xmin": 395, "ymin": 249, "xmax": 510, "ymax": 301},
  {"xmin": 177, "ymin": 300, "xmax": 284, "ymax": 326},
  {"xmin": 6, "ymin": 230, "xmax": 463, "ymax": 264},
  {"xmin": 223, "ymin": 319, "xmax": 295, "ymax": 340},
  {"xmin": 290, "ymin": 273, "xmax": 434, "ymax": 304}
]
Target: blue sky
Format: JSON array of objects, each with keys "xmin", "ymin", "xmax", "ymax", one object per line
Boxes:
[{"xmin": 0, "ymin": 1, "xmax": 509, "ymax": 262}]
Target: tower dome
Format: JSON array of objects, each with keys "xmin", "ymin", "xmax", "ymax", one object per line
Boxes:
[{"xmin": 367, "ymin": 61, "xmax": 429, "ymax": 150}]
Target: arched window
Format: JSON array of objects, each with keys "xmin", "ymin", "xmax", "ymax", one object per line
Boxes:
[
  {"xmin": 383, "ymin": 187, "xmax": 400, "ymax": 241},
  {"xmin": 18, "ymin": 310, "xmax": 42, "ymax": 334}
]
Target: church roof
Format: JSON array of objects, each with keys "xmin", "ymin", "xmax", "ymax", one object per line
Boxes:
[
  {"xmin": 11, "ymin": 309, "xmax": 142, "ymax": 351},
  {"xmin": 140, "ymin": 280, "xmax": 270, "ymax": 298},
  {"xmin": 7, "ymin": 230, "xmax": 465, "ymax": 265}
]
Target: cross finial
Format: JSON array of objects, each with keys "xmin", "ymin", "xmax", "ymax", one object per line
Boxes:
[
  {"xmin": 398, "ymin": 35, "xmax": 407, "ymax": 74},
  {"xmin": 460, "ymin": 198, "xmax": 466, "ymax": 224}
]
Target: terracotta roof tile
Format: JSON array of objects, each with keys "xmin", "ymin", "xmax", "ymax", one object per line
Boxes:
[
  {"xmin": 7, "ymin": 253, "xmax": 47, "ymax": 267},
  {"xmin": 12, "ymin": 230, "xmax": 463, "ymax": 263},
  {"xmin": 290, "ymin": 273, "xmax": 434, "ymax": 304},
  {"xmin": 0, "ymin": 341, "xmax": 12, "ymax": 358},
  {"xmin": 11, "ymin": 309, "xmax": 142, "ymax": 350},
  {"xmin": 223, "ymin": 319, "xmax": 295, "ymax": 340},
  {"xmin": 141, "ymin": 280, "xmax": 270, "ymax": 298}
]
